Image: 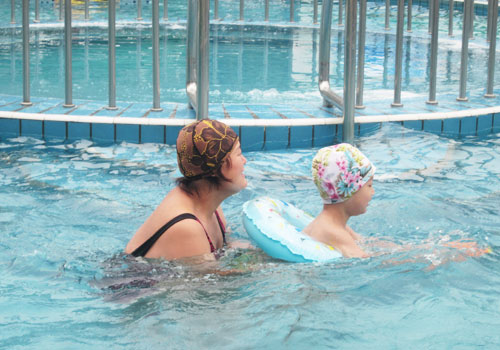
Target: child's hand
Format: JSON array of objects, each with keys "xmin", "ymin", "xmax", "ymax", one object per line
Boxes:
[{"xmin": 442, "ymin": 240, "xmax": 492, "ymax": 257}]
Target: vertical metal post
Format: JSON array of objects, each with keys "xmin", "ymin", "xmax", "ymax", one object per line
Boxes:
[
  {"xmin": 264, "ymin": 27, "xmax": 269, "ymax": 85},
  {"xmin": 85, "ymin": 0, "xmax": 89, "ymax": 20},
  {"xmin": 213, "ymin": 26, "xmax": 218, "ymax": 86},
  {"xmin": 404, "ymin": 36, "xmax": 412, "ymax": 86},
  {"xmin": 339, "ymin": 0, "xmax": 343, "ymax": 26},
  {"xmin": 485, "ymin": 0, "xmax": 498, "ymax": 97},
  {"xmin": 152, "ymin": 0, "xmax": 162, "ymax": 111},
  {"xmin": 164, "ymin": 0, "xmax": 169, "ymax": 20},
  {"xmin": 137, "ymin": 0, "xmax": 143, "ymax": 20},
  {"xmin": 214, "ymin": 0, "xmax": 219, "ymax": 20},
  {"xmin": 240, "ymin": 0, "xmax": 244, "ymax": 21},
  {"xmin": 487, "ymin": 0, "xmax": 492, "ymax": 42},
  {"xmin": 343, "ymin": 0, "xmax": 357, "ymax": 144},
  {"xmin": 314, "ymin": 0, "xmax": 318, "ymax": 24},
  {"xmin": 469, "ymin": 0, "xmax": 474, "ymax": 39},
  {"xmin": 59, "ymin": 0, "xmax": 63, "ymax": 21},
  {"xmin": 320, "ymin": 0, "xmax": 332, "ymax": 107},
  {"xmin": 407, "ymin": 0, "xmax": 412, "ymax": 32},
  {"xmin": 318, "ymin": 0, "xmax": 343, "ymax": 109},
  {"xmin": 108, "ymin": 0, "xmax": 117, "ymax": 110},
  {"xmin": 197, "ymin": 0, "xmax": 210, "ymax": 120},
  {"xmin": 35, "ymin": 0, "xmax": 40, "ymax": 23},
  {"xmin": 64, "ymin": 0, "xmax": 74, "ymax": 107},
  {"xmin": 290, "ymin": 0, "xmax": 295, "ymax": 22},
  {"xmin": 265, "ymin": 0, "xmax": 269, "ymax": 21},
  {"xmin": 449, "ymin": 0, "xmax": 454, "ymax": 36},
  {"xmin": 457, "ymin": 0, "xmax": 472, "ymax": 101},
  {"xmin": 383, "ymin": 33, "xmax": 389, "ymax": 87},
  {"xmin": 84, "ymin": 28, "xmax": 89, "ymax": 82},
  {"xmin": 427, "ymin": 0, "xmax": 439, "ymax": 104},
  {"xmin": 385, "ymin": 0, "xmax": 390, "ymax": 30},
  {"xmin": 22, "ymin": 0, "xmax": 32, "ymax": 106},
  {"xmin": 11, "ymin": 0, "xmax": 15, "ymax": 24},
  {"xmin": 428, "ymin": 0, "xmax": 433, "ymax": 34},
  {"xmin": 392, "ymin": 0, "xmax": 404, "ymax": 107},
  {"xmin": 356, "ymin": 0, "xmax": 366, "ymax": 109},
  {"xmin": 186, "ymin": 0, "xmax": 197, "ymax": 110}
]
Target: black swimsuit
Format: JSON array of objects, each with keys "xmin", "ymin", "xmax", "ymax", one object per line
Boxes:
[{"xmin": 131, "ymin": 211, "xmax": 226, "ymax": 257}]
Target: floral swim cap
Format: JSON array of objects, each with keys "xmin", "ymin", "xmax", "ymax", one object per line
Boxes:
[
  {"xmin": 312, "ymin": 143, "xmax": 375, "ymax": 204},
  {"xmin": 176, "ymin": 119, "xmax": 238, "ymax": 179}
]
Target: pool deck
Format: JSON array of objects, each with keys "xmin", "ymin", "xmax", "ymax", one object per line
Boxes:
[{"xmin": 1, "ymin": 90, "xmax": 500, "ymax": 150}]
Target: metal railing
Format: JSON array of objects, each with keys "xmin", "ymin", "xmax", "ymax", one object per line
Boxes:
[
  {"xmin": 11, "ymin": 0, "xmax": 500, "ymax": 137},
  {"xmin": 318, "ymin": 0, "xmax": 498, "ymax": 141},
  {"xmin": 186, "ymin": 0, "xmax": 210, "ymax": 119}
]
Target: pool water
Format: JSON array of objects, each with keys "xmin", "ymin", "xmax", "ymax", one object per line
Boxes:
[
  {"xmin": 1, "ymin": 2, "xmax": 497, "ymax": 105},
  {"xmin": 1, "ymin": 123, "xmax": 499, "ymax": 349}
]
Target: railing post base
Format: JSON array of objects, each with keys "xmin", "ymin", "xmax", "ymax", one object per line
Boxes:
[
  {"xmin": 484, "ymin": 93, "xmax": 496, "ymax": 98},
  {"xmin": 391, "ymin": 102, "xmax": 403, "ymax": 107},
  {"xmin": 456, "ymin": 97, "xmax": 468, "ymax": 102},
  {"xmin": 426, "ymin": 100, "xmax": 438, "ymax": 105}
]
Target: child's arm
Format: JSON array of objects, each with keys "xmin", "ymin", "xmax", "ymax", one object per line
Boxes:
[{"xmin": 335, "ymin": 228, "xmax": 369, "ymax": 258}]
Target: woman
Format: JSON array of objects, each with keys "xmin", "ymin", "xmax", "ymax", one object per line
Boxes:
[{"xmin": 125, "ymin": 119, "xmax": 247, "ymax": 260}]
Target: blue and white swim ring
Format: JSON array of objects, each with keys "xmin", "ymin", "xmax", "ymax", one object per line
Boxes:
[{"xmin": 242, "ymin": 196, "xmax": 342, "ymax": 262}]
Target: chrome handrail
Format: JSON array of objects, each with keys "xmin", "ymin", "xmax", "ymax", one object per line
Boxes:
[
  {"xmin": 64, "ymin": 0, "xmax": 74, "ymax": 108},
  {"xmin": 22, "ymin": 0, "xmax": 32, "ymax": 106},
  {"xmin": 319, "ymin": 0, "xmax": 343, "ymax": 110},
  {"xmin": 392, "ymin": 0, "xmax": 404, "ymax": 107},
  {"xmin": 186, "ymin": 0, "xmax": 210, "ymax": 120},
  {"xmin": 152, "ymin": 0, "xmax": 162, "ymax": 111},
  {"xmin": 427, "ymin": 0, "xmax": 440, "ymax": 105},
  {"xmin": 343, "ymin": 0, "xmax": 357, "ymax": 143},
  {"xmin": 108, "ymin": 0, "xmax": 117, "ymax": 110},
  {"xmin": 458, "ymin": 0, "xmax": 473, "ymax": 101},
  {"xmin": 7, "ymin": 0, "xmax": 499, "ymax": 141},
  {"xmin": 485, "ymin": 0, "xmax": 499, "ymax": 98}
]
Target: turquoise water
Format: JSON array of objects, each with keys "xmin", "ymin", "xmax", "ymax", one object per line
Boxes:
[
  {"xmin": 0, "ymin": 1, "xmax": 497, "ymax": 105},
  {"xmin": 1, "ymin": 123, "xmax": 499, "ymax": 348}
]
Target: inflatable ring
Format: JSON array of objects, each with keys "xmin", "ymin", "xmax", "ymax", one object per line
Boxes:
[{"xmin": 242, "ymin": 197, "xmax": 342, "ymax": 262}]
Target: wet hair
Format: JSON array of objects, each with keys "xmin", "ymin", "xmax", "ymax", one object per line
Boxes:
[{"xmin": 176, "ymin": 155, "xmax": 233, "ymax": 196}]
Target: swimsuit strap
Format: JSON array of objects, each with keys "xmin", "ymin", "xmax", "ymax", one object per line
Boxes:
[
  {"xmin": 131, "ymin": 213, "xmax": 198, "ymax": 257},
  {"xmin": 131, "ymin": 212, "xmax": 226, "ymax": 258},
  {"xmin": 215, "ymin": 210, "xmax": 226, "ymax": 244}
]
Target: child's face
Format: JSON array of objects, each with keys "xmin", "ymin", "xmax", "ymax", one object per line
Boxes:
[{"xmin": 345, "ymin": 178, "xmax": 374, "ymax": 216}]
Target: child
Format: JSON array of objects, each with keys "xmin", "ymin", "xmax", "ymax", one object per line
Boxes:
[
  {"xmin": 303, "ymin": 143, "xmax": 375, "ymax": 258},
  {"xmin": 303, "ymin": 143, "xmax": 490, "ymax": 262}
]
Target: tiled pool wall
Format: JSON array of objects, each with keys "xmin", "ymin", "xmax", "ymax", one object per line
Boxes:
[{"xmin": 1, "ymin": 101, "xmax": 499, "ymax": 150}]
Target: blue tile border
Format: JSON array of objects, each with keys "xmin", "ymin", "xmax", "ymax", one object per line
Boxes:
[
  {"xmin": 1, "ymin": 95, "xmax": 500, "ymax": 149},
  {"xmin": 68, "ymin": 122, "xmax": 91, "ymax": 140},
  {"xmin": 290, "ymin": 126, "xmax": 313, "ymax": 149},
  {"xmin": 443, "ymin": 118, "xmax": 460, "ymax": 135},
  {"xmin": 141, "ymin": 125, "xmax": 165, "ymax": 144},
  {"xmin": 493, "ymin": 113, "xmax": 500, "ymax": 133},
  {"xmin": 92, "ymin": 123, "xmax": 114, "ymax": 142},
  {"xmin": 116, "ymin": 124, "xmax": 140, "ymax": 143},
  {"xmin": 264, "ymin": 126, "xmax": 288, "ymax": 150},
  {"xmin": 44, "ymin": 121, "xmax": 66, "ymax": 140},
  {"xmin": 21, "ymin": 120, "xmax": 43, "ymax": 137}
]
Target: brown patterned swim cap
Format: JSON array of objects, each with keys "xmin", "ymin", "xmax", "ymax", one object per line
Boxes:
[{"xmin": 176, "ymin": 119, "xmax": 238, "ymax": 178}]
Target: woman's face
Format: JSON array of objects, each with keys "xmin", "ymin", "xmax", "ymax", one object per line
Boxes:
[{"xmin": 221, "ymin": 141, "xmax": 247, "ymax": 193}]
